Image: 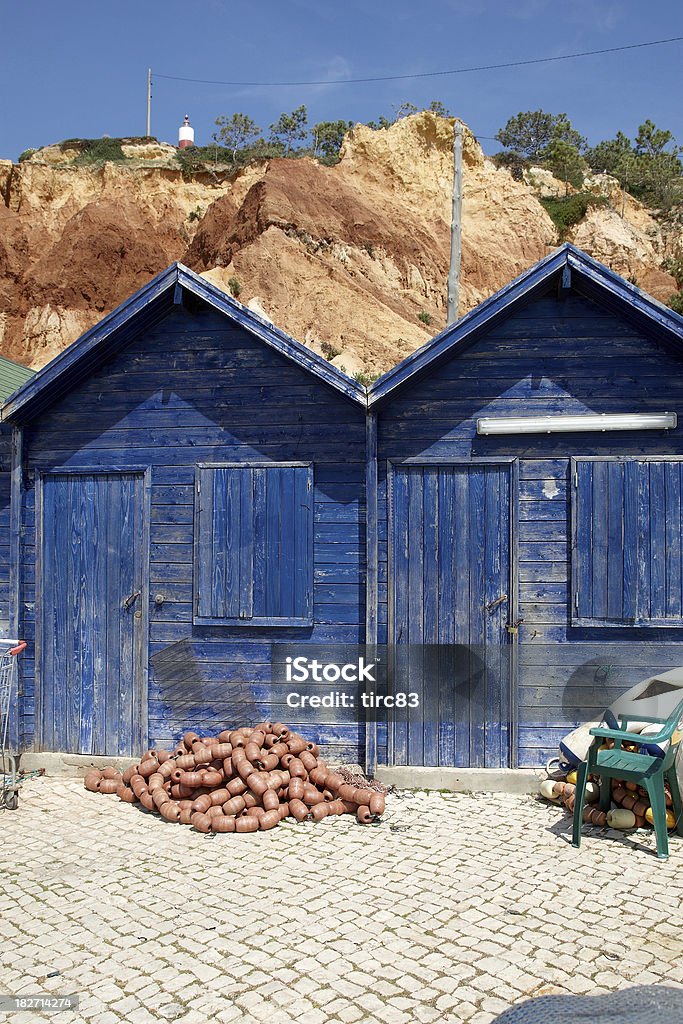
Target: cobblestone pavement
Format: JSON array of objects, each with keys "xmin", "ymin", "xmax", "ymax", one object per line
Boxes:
[{"xmin": 1, "ymin": 778, "xmax": 682, "ymax": 1024}]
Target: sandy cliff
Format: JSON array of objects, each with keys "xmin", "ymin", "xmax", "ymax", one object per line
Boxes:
[{"xmin": 0, "ymin": 114, "xmax": 679, "ymax": 374}]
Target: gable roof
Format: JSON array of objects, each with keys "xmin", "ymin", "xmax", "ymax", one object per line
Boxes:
[
  {"xmin": 4, "ymin": 245, "xmax": 682, "ymax": 423},
  {"xmin": 0, "ymin": 355, "xmax": 35, "ymax": 404},
  {"xmin": 1, "ymin": 262, "xmax": 367, "ymax": 423},
  {"xmin": 368, "ymin": 243, "xmax": 683, "ymax": 408}
]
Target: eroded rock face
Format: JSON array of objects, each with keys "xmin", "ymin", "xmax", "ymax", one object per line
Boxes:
[
  {"xmin": 568, "ymin": 204, "xmax": 677, "ymax": 297},
  {"xmin": 0, "ymin": 160, "xmax": 257, "ymax": 366},
  {"xmin": 186, "ymin": 114, "xmax": 558, "ymax": 373},
  {"xmin": 0, "ymin": 112, "xmax": 679, "ymax": 374}
]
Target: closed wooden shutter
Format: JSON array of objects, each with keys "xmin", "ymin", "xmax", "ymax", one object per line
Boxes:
[
  {"xmin": 572, "ymin": 458, "xmax": 683, "ymax": 626},
  {"xmin": 194, "ymin": 464, "xmax": 313, "ymax": 626}
]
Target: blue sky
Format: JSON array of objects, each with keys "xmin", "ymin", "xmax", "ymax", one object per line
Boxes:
[{"xmin": 2, "ymin": 0, "xmax": 681, "ymax": 160}]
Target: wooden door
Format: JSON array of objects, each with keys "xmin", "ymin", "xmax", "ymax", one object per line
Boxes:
[
  {"xmin": 389, "ymin": 463, "xmax": 514, "ymax": 768},
  {"xmin": 38, "ymin": 472, "xmax": 147, "ymax": 755}
]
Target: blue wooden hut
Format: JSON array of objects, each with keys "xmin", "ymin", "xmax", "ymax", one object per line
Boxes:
[
  {"xmin": 366, "ymin": 243, "xmax": 683, "ymax": 771},
  {"xmin": 4, "ymin": 243, "xmax": 683, "ymax": 772},
  {"xmin": 1, "ymin": 267, "xmax": 367, "ymax": 761}
]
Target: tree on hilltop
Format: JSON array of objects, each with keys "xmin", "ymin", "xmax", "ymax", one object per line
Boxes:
[
  {"xmin": 586, "ymin": 131, "xmax": 633, "ymax": 175},
  {"xmin": 213, "ymin": 113, "xmax": 261, "ymax": 162},
  {"xmin": 635, "ymin": 119, "xmax": 676, "ymax": 158},
  {"xmin": 269, "ymin": 105, "xmax": 309, "ymax": 154},
  {"xmin": 427, "ymin": 100, "xmax": 452, "ymax": 117},
  {"xmin": 543, "ymin": 138, "xmax": 588, "ymax": 193},
  {"xmin": 495, "ymin": 110, "xmax": 585, "ymax": 162},
  {"xmin": 312, "ymin": 120, "xmax": 353, "ymax": 163}
]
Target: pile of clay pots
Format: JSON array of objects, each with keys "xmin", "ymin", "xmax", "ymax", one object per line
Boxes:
[
  {"xmin": 592, "ymin": 778, "xmax": 675, "ymax": 830},
  {"xmin": 84, "ymin": 722, "xmax": 386, "ymax": 834},
  {"xmin": 539, "ymin": 776, "xmax": 607, "ymax": 827},
  {"xmin": 540, "ymin": 770, "xmax": 676, "ymax": 831}
]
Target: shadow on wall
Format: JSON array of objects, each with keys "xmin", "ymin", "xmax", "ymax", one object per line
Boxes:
[{"xmin": 149, "ymin": 638, "xmax": 264, "ymax": 736}]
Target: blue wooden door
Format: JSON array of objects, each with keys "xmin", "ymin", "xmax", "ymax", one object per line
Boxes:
[
  {"xmin": 39, "ymin": 472, "xmax": 147, "ymax": 755},
  {"xmin": 390, "ymin": 464, "xmax": 514, "ymax": 768}
]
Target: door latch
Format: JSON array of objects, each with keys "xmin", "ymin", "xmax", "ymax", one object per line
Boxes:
[
  {"xmin": 124, "ymin": 590, "xmax": 141, "ymax": 610},
  {"xmin": 505, "ymin": 617, "xmax": 524, "ymax": 636}
]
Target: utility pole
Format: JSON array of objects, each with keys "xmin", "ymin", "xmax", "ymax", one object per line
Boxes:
[
  {"xmin": 146, "ymin": 68, "xmax": 152, "ymax": 138},
  {"xmin": 447, "ymin": 121, "xmax": 463, "ymax": 326}
]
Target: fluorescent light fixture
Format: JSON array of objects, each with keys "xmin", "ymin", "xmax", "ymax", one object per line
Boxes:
[{"xmin": 476, "ymin": 412, "xmax": 677, "ymax": 435}]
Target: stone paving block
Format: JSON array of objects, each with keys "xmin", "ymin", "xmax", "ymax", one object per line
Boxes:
[
  {"xmin": 295, "ymin": 1010, "xmax": 327, "ymax": 1024},
  {"xmin": 121, "ymin": 1009, "xmax": 159, "ymax": 1024},
  {"xmin": 336, "ymin": 1006, "xmax": 365, "ymax": 1023},
  {"xmin": 413, "ymin": 1006, "xmax": 444, "ymax": 1023}
]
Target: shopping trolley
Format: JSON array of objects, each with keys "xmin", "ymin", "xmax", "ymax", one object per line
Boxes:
[{"xmin": 1, "ymin": 640, "xmax": 27, "ymax": 810}]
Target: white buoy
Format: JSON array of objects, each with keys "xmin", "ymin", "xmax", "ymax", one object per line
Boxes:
[{"xmin": 178, "ymin": 114, "xmax": 195, "ymax": 149}]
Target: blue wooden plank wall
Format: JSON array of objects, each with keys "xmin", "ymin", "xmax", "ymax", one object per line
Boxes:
[
  {"xmin": 18, "ymin": 307, "xmax": 367, "ymax": 762},
  {"xmin": 377, "ymin": 289, "xmax": 683, "ymax": 767},
  {"xmin": 0, "ymin": 428, "xmax": 11, "ymax": 635},
  {"xmin": 0, "ymin": 425, "xmax": 11, "ymax": 634}
]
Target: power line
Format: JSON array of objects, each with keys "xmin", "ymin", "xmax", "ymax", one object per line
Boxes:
[{"xmin": 154, "ymin": 35, "xmax": 683, "ymax": 88}]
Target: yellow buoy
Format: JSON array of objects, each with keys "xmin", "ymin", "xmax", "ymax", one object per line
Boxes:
[{"xmin": 644, "ymin": 806, "xmax": 676, "ymax": 829}]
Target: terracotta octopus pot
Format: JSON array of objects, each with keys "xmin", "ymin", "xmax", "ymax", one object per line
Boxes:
[
  {"xmin": 139, "ymin": 791, "xmax": 155, "ymax": 812},
  {"xmin": 369, "ymin": 793, "xmax": 385, "ymax": 816},
  {"xmin": 212, "ymin": 816, "xmax": 236, "ymax": 833},
  {"xmin": 326, "ymin": 799, "xmax": 347, "ymax": 816},
  {"xmin": 302, "ymin": 783, "xmax": 324, "ymax": 806},
  {"xmin": 191, "ymin": 794, "xmax": 213, "ymax": 814},
  {"xmin": 235, "ymin": 816, "xmax": 259, "ymax": 833},
  {"xmin": 288, "ymin": 799, "xmax": 311, "ymax": 822},
  {"xmin": 262, "ymin": 789, "xmax": 280, "ymax": 812},
  {"xmin": 308, "ymin": 766, "xmax": 328, "ymax": 787},
  {"xmin": 222, "ymin": 796, "xmax": 246, "ymax": 816},
  {"xmin": 260, "ymin": 809, "xmax": 280, "ymax": 830},
  {"xmin": 84, "ymin": 770, "xmax": 102, "ymax": 792},
  {"xmin": 288, "ymin": 778, "xmax": 305, "ymax": 801},
  {"xmin": 138, "ymin": 758, "xmax": 160, "ymax": 779},
  {"xmin": 97, "ymin": 778, "xmax": 120, "ymax": 795},
  {"xmin": 299, "ymin": 751, "xmax": 318, "ymax": 772},
  {"xmin": 288, "ymin": 759, "xmax": 307, "ymax": 780},
  {"xmin": 248, "ymin": 773, "xmax": 270, "ymax": 797},
  {"xmin": 191, "ymin": 812, "xmax": 211, "ymax": 833}
]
